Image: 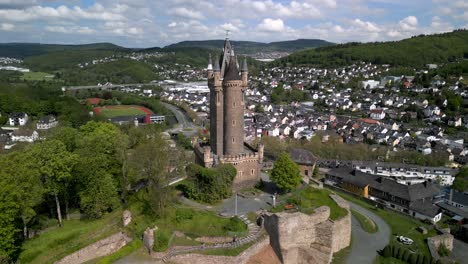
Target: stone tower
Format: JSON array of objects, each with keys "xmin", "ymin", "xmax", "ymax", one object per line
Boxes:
[
  {"xmin": 195, "ymin": 37, "xmax": 261, "ymax": 190},
  {"xmin": 208, "ymin": 38, "xmax": 248, "ymax": 156}
]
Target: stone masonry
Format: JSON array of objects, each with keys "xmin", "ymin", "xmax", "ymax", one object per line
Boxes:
[
  {"xmin": 195, "ymin": 38, "xmax": 263, "ymax": 191},
  {"xmin": 56, "ymin": 232, "xmax": 131, "ymax": 264}
]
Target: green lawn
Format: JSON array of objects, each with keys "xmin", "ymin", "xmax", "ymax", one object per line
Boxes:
[
  {"xmin": 127, "ymin": 199, "xmax": 247, "ymax": 240},
  {"xmin": 274, "ymin": 187, "xmax": 348, "ymax": 220},
  {"xmin": 90, "ymin": 240, "xmax": 143, "ymax": 264},
  {"xmin": 21, "ymin": 71, "xmax": 55, "ymax": 81},
  {"xmin": 335, "ymin": 191, "xmax": 436, "ymax": 257},
  {"xmin": 98, "ymin": 107, "xmax": 148, "ymax": 118},
  {"xmin": 19, "ymin": 209, "xmax": 122, "ymax": 264},
  {"xmin": 351, "ymin": 209, "xmax": 378, "ymax": 233}
]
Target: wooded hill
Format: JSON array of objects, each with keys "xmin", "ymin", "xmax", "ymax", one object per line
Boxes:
[
  {"xmin": 273, "ymin": 29, "xmax": 468, "ymax": 67},
  {"xmin": 165, "ymin": 39, "xmax": 334, "ymax": 54}
]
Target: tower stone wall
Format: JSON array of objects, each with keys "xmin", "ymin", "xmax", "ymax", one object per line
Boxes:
[
  {"xmin": 197, "ymin": 37, "xmax": 262, "ymax": 190},
  {"xmin": 223, "ymin": 79, "xmax": 244, "ymax": 156}
]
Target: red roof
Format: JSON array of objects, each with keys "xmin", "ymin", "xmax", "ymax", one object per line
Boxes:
[
  {"xmin": 358, "ymin": 118, "xmax": 380, "ymax": 125},
  {"xmin": 85, "ymin": 98, "xmax": 101, "ymax": 105}
]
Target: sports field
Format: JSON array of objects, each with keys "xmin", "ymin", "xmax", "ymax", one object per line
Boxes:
[
  {"xmin": 21, "ymin": 72, "xmax": 55, "ymax": 81},
  {"xmin": 94, "ymin": 105, "xmax": 153, "ymax": 118}
]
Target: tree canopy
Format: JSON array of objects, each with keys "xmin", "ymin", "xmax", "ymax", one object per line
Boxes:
[{"xmin": 270, "ymin": 152, "xmax": 302, "ymax": 192}]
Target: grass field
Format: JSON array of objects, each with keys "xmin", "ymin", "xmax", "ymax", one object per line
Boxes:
[
  {"xmin": 94, "ymin": 105, "xmax": 153, "ymax": 118},
  {"xmin": 19, "ymin": 210, "xmax": 122, "ymax": 263},
  {"xmin": 351, "ymin": 209, "xmax": 378, "ymax": 233},
  {"xmin": 21, "ymin": 71, "xmax": 54, "ymax": 81}
]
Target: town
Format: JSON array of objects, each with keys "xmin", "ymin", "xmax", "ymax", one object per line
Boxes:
[{"xmin": 0, "ymin": 1, "xmax": 467, "ymax": 264}]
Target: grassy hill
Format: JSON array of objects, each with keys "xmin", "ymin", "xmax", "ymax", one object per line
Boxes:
[
  {"xmin": 165, "ymin": 39, "xmax": 334, "ymax": 54},
  {"xmin": 274, "ymin": 29, "xmax": 468, "ymax": 67}
]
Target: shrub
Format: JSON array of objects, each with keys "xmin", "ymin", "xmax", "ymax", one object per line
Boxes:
[
  {"xmin": 175, "ymin": 208, "xmax": 194, "ymax": 223},
  {"xmin": 382, "ymin": 245, "xmax": 392, "ymax": 258},
  {"xmin": 153, "ymin": 229, "xmax": 172, "ymax": 252},
  {"xmin": 438, "ymin": 243, "xmax": 450, "ymax": 257},
  {"xmin": 223, "ymin": 217, "xmax": 246, "ymax": 233}
]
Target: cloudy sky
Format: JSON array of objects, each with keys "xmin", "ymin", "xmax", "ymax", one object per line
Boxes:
[{"xmin": 0, "ymin": 0, "xmax": 466, "ymax": 48}]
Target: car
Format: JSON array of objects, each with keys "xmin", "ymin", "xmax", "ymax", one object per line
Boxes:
[{"xmin": 397, "ymin": 236, "xmax": 414, "ymax": 245}]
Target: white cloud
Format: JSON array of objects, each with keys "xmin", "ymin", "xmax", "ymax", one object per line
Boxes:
[
  {"xmin": 0, "ymin": 4, "xmax": 127, "ymax": 22},
  {"xmin": 257, "ymin": 18, "xmax": 285, "ymax": 32},
  {"xmin": 398, "ymin": 16, "xmax": 418, "ymax": 31},
  {"xmin": 220, "ymin": 23, "xmax": 239, "ymax": 32},
  {"xmin": 0, "ymin": 23, "xmax": 14, "ymax": 31},
  {"xmin": 168, "ymin": 7, "xmax": 204, "ymax": 20},
  {"xmin": 45, "ymin": 25, "xmax": 96, "ymax": 34},
  {"xmin": 350, "ymin": 19, "xmax": 381, "ymax": 32}
]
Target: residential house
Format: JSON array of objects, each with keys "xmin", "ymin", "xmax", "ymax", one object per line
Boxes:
[
  {"xmin": 37, "ymin": 115, "xmax": 58, "ymax": 130},
  {"xmin": 370, "ymin": 109, "xmax": 386, "ymax": 120},
  {"xmin": 326, "ymin": 168, "xmax": 443, "ymax": 223},
  {"xmin": 8, "ymin": 112, "xmax": 28, "ymax": 126},
  {"xmin": 289, "ymin": 148, "xmax": 318, "ymax": 183},
  {"xmin": 11, "ymin": 129, "xmax": 39, "ymax": 143}
]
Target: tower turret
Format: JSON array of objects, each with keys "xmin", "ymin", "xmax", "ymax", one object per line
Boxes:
[
  {"xmin": 207, "ymin": 54, "xmax": 213, "ymax": 79},
  {"xmin": 241, "ymin": 57, "xmax": 248, "ymax": 87}
]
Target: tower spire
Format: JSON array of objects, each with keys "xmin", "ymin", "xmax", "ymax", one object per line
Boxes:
[{"xmin": 207, "ymin": 53, "xmax": 213, "ymax": 70}]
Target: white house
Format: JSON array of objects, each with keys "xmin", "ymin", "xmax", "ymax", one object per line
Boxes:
[
  {"xmin": 8, "ymin": 112, "xmax": 28, "ymax": 126},
  {"xmin": 37, "ymin": 115, "xmax": 58, "ymax": 130},
  {"xmin": 360, "ymin": 80, "xmax": 380, "ymax": 89},
  {"xmin": 370, "ymin": 109, "xmax": 386, "ymax": 120},
  {"xmin": 11, "ymin": 129, "xmax": 39, "ymax": 143}
]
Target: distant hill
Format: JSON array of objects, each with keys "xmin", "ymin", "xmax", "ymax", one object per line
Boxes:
[
  {"xmin": 0, "ymin": 42, "xmax": 127, "ymax": 58},
  {"xmin": 164, "ymin": 39, "xmax": 334, "ymax": 54},
  {"xmin": 274, "ymin": 29, "xmax": 468, "ymax": 67}
]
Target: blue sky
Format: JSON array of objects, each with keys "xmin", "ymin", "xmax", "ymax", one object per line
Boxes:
[{"xmin": 0, "ymin": 0, "xmax": 466, "ymax": 48}]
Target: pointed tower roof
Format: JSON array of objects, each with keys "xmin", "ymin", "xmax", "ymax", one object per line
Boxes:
[
  {"xmin": 213, "ymin": 56, "xmax": 220, "ymax": 71},
  {"xmin": 220, "ymin": 38, "xmax": 232, "ymax": 78},
  {"xmin": 207, "ymin": 53, "xmax": 213, "ymax": 70},
  {"xmin": 224, "ymin": 53, "xmax": 241, "ymax": 81},
  {"xmin": 241, "ymin": 57, "xmax": 248, "ymax": 72}
]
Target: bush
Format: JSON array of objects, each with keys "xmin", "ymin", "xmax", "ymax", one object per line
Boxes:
[
  {"xmin": 438, "ymin": 243, "xmax": 450, "ymax": 257},
  {"xmin": 153, "ymin": 229, "xmax": 172, "ymax": 252},
  {"xmin": 223, "ymin": 217, "xmax": 246, "ymax": 233},
  {"xmin": 175, "ymin": 208, "xmax": 194, "ymax": 223}
]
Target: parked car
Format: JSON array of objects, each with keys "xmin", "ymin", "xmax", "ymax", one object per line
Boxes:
[{"xmin": 397, "ymin": 236, "xmax": 414, "ymax": 245}]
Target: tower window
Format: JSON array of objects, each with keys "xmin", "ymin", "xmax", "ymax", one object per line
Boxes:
[
  {"xmin": 233, "ymin": 102, "xmax": 236, "ymax": 107},
  {"xmin": 232, "ymin": 137, "xmax": 235, "ymax": 143},
  {"xmin": 232, "ymin": 120, "xmax": 236, "ymax": 126},
  {"xmin": 251, "ymin": 169, "xmax": 254, "ymax": 175}
]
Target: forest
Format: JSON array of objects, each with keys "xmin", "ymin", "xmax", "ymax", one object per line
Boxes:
[{"xmin": 274, "ymin": 30, "xmax": 468, "ymax": 67}]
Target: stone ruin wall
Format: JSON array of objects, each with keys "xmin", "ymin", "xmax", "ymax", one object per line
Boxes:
[
  {"xmin": 427, "ymin": 233, "xmax": 454, "ymax": 261},
  {"xmin": 168, "ymin": 194, "xmax": 351, "ymax": 264},
  {"xmin": 56, "ymin": 232, "xmax": 131, "ymax": 264}
]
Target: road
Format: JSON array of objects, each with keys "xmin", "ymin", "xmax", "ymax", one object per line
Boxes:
[
  {"xmin": 452, "ymin": 238, "xmax": 468, "ymax": 263},
  {"xmin": 345, "ymin": 202, "xmax": 391, "ymax": 264}
]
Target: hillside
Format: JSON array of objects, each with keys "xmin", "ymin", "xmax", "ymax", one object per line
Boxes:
[
  {"xmin": 165, "ymin": 39, "xmax": 334, "ymax": 54},
  {"xmin": 0, "ymin": 42, "xmax": 126, "ymax": 58},
  {"xmin": 274, "ymin": 30, "xmax": 468, "ymax": 67}
]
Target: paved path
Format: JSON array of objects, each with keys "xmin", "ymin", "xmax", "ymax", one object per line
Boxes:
[
  {"xmin": 345, "ymin": 202, "xmax": 391, "ymax": 264},
  {"xmin": 452, "ymin": 238, "xmax": 468, "ymax": 263}
]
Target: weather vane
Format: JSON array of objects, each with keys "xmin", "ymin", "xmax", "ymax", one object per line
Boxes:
[{"xmin": 226, "ymin": 30, "xmax": 230, "ymax": 39}]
